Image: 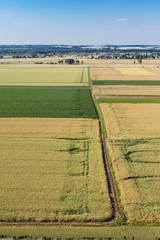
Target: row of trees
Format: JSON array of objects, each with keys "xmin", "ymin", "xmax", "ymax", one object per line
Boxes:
[
  {"xmin": 59, "ymin": 59, "xmax": 83, "ymax": 64},
  {"xmin": 34, "ymin": 59, "xmax": 84, "ymax": 65}
]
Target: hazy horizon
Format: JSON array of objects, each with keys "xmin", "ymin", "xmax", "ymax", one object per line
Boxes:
[{"xmin": 0, "ymin": 0, "xmax": 160, "ymax": 45}]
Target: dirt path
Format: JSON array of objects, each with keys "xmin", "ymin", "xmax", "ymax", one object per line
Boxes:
[
  {"xmin": 95, "ymin": 94, "xmax": 160, "ymax": 99},
  {"xmin": 101, "ymin": 138, "xmax": 120, "ymax": 220}
]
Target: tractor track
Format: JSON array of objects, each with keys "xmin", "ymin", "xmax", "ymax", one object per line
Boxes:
[{"xmin": 101, "ymin": 137, "xmax": 120, "ymax": 221}]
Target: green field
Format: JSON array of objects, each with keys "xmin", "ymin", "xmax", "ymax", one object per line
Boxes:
[
  {"xmin": 0, "ymin": 86, "xmax": 98, "ymax": 118},
  {"xmin": 0, "ymin": 67, "xmax": 88, "ymax": 86},
  {"xmin": 92, "ymin": 80, "xmax": 160, "ymax": 85},
  {"xmin": 97, "ymin": 99, "xmax": 160, "ymax": 103}
]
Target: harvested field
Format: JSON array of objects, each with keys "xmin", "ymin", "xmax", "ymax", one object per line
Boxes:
[
  {"xmin": 0, "ymin": 86, "xmax": 98, "ymax": 118},
  {"xmin": 116, "ymin": 67, "xmax": 157, "ymax": 76},
  {"xmin": 100, "ymin": 103, "xmax": 160, "ymax": 223},
  {"xmin": 90, "ymin": 67, "xmax": 123, "ymax": 80},
  {"xmin": 93, "ymin": 85, "xmax": 160, "ymax": 96},
  {"xmin": 141, "ymin": 67, "xmax": 160, "ymax": 75},
  {"xmin": 0, "ymin": 118, "xmax": 112, "ymax": 222},
  {"xmin": 0, "ymin": 67, "xmax": 88, "ymax": 86},
  {"xmin": 90, "ymin": 67, "xmax": 160, "ymax": 80}
]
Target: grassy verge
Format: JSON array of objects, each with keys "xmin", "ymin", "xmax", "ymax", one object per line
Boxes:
[
  {"xmin": 92, "ymin": 80, "xmax": 160, "ymax": 85},
  {"xmin": 89, "ymin": 68, "xmax": 126, "ymax": 224},
  {"xmin": 97, "ymin": 99, "xmax": 160, "ymax": 103}
]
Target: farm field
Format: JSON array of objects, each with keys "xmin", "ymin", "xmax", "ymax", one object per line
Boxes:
[
  {"xmin": 0, "ymin": 86, "xmax": 97, "ymax": 118},
  {"xmin": 100, "ymin": 103, "xmax": 160, "ymax": 223},
  {"xmin": 93, "ymin": 85, "xmax": 160, "ymax": 96},
  {"xmin": 0, "ymin": 118, "xmax": 112, "ymax": 222},
  {"xmin": 0, "ymin": 66, "xmax": 88, "ymax": 86},
  {"xmin": 0, "ymin": 226, "xmax": 160, "ymax": 240},
  {"xmin": 90, "ymin": 67, "xmax": 160, "ymax": 80},
  {"xmin": 116, "ymin": 67, "xmax": 157, "ymax": 76},
  {"xmin": 0, "ymin": 60, "xmax": 160, "ymax": 240}
]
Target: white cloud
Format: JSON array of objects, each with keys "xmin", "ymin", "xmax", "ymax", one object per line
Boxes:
[
  {"xmin": 35, "ymin": 20, "xmax": 40, "ymax": 24},
  {"xmin": 116, "ymin": 18, "xmax": 128, "ymax": 22}
]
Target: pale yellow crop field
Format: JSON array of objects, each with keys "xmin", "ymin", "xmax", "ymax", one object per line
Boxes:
[
  {"xmin": 145, "ymin": 67, "xmax": 160, "ymax": 75},
  {"xmin": 0, "ymin": 118, "xmax": 112, "ymax": 222},
  {"xmin": 90, "ymin": 67, "xmax": 160, "ymax": 80},
  {"xmin": 93, "ymin": 85, "xmax": 160, "ymax": 96},
  {"xmin": 101, "ymin": 103, "xmax": 160, "ymax": 139},
  {"xmin": 101, "ymin": 104, "xmax": 160, "ymax": 223},
  {"xmin": 0, "ymin": 118, "xmax": 99, "ymax": 139},
  {"xmin": 115, "ymin": 68, "xmax": 157, "ymax": 76},
  {"xmin": 90, "ymin": 67, "xmax": 123, "ymax": 80},
  {"xmin": 0, "ymin": 67, "xmax": 88, "ymax": 86}
]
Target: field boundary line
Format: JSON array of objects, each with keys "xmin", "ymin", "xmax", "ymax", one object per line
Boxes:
[
  {"xmin": 89, "ymin": 67, "xmax": 121, "ymax": 223},
  {"xmin": 80, "ymin": 67, "xmax": 84, "ymax": 83},
  {"xmin": 95, "ymin": 95, "xmax": 160, "ymax": 99}
]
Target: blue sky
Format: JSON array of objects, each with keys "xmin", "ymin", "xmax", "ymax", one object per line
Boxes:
[{"xmin": 0, "ymin": 0, "xmax": 160, "ymax": 45}]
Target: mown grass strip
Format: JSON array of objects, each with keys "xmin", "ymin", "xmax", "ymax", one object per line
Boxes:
[
  {"xmin": 92, "ymin": 80, "xmax": 160, "ymax": 85},
  {"xmin": 97, "ymin": 99, "xmax": 160, "ymax": 103},
  {"xmin": 0, "ymin": 86, "xmax": 98, "ymax": 118}
]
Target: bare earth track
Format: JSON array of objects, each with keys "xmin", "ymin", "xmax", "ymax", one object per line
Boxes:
[{"xmin": 101, "ymin": 138, "xmax": 120, "ymax": 221}]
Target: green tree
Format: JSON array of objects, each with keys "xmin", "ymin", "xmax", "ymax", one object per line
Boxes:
[
  {"xmin": 65, "ymin": 59, "xmax": 75, "ymax": 64},
  {"xmin": 138, "ymin": 59, "xmax": 142, "ymax": 64}
]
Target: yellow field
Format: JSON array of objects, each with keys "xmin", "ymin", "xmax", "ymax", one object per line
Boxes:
[
  {"xmin": 101, "ymin": 104, "xmax": 160, "ymax": 223},
  {"xmin": 145, "ymin": 67, "xmax": 160, "ymax": 75},
  {"xmin": 0, "ymin": 66, "xmax": 88, "ymax": 86},
  {"xmin": 0, "ymin": 118, "xmax": 99, "ymax": 139},
  {"xmin": 0, "ymin": 118, "xmax": 112, "ymax": 222},
  {"xmin": 115, "ymin": 67, "xmax": 157, "ymax": 76},
  {"xmin": 90, "ymin": 67, "xmax": 160, "ymax": 80},
  {"xmin": 93, "ymin": 85, "xmax": 160, "ymax": 96}
]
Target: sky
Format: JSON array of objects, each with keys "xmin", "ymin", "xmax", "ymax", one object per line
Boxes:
[{"xmin": 0, "ymin": 0, "xmax": 160, "ymax": 45}]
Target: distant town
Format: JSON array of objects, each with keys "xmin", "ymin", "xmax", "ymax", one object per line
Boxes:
[{"xmin": 0, "ymin": 45, "xmax": 160, "ymax": 61}]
